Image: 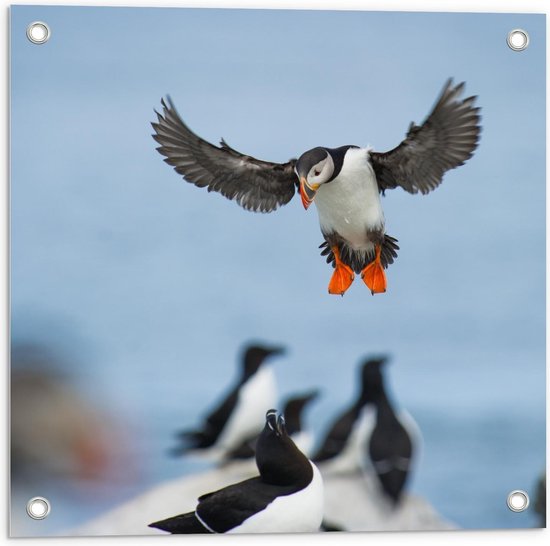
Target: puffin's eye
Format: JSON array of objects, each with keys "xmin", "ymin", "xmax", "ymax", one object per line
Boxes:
[{"xmin": 314, "ymin": 170, "xmax": 321, "ymax": 176}]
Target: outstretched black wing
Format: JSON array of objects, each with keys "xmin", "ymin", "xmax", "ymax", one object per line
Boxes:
[
  {"xmin": 152, "ymin": 98, "xmax": 298, "ymax": 212},
  {"xmin": 370, "ymin": 79, "xmax": 481, "ymax": 195}
]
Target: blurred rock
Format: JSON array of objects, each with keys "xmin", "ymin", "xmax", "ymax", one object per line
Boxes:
[
  {"xmin": 71, "ymin": 462, "xmax": 453, "ymax": 535},
  {"xmin": 322, "ymin": 470, "xmax": 455, "ymax": 531},
  {"xmin": 70, "ymin": 460, "xmax": 257, "ymax": 536}
]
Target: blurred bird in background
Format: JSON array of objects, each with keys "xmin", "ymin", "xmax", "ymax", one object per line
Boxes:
[
  {"xmin": 360, "ymin": 357, "xmax": 421, "ymax": 506},
  {"xmin": 170, "ymin": 343, "xmax": 286, "ymax": 462},
  {"xmin": 315, "ymin": 355, "xmax": 449, "ymax": 532},
  {"xmin": 312, "ymin": 357, "xmax": 386, "ymax": 474},
  {"xmin": 226, "ymin": 389, "xmax": 320, "ymax": 461}
]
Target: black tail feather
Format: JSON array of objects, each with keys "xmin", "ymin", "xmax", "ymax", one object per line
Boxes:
[
  {"xmin": 320, "ymin": 234, "xmax": 400, "ymax": 273},
  {"xmin": 149, "ymin": 512, "xmax": 210, "ymax": 534}
]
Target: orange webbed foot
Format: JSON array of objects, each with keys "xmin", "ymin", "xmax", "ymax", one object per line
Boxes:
[
  {"xmin": 328, "ymin": 265, "xmax": 355, "ymax": 296},
  {"xmin": 361, "ymin": 245, "xmax": 387, "ymax": 295},
  {"xmin": 328, "ymin": 246, "xmax": 355, "ymax": 296}
]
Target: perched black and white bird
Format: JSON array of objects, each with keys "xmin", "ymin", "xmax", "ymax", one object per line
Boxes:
[
  {"xmin": 152, "ymin": 79, "xmax": 481, "ymax": 295},
  {"xmin": 171, "ymin": 344, "xmax": 285, "ymax": 462},
  {"xmin": 150, "ymin": 409, "xmax": 324, "ymax": 534},
  {"xmin": 226, "ymin": 389, "xmax": 320, "ymax": 461},
  {"xmin": 360, "ymin": 358, "xmax": 420, "ymax": 506},
  {"xmin": 312, "ymin": 357, "xmax": 386, "ymax": 474}
]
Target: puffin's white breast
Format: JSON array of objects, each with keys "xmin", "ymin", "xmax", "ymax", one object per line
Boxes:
[{"xmin": 314, "ymin": 148, "xmax": 384, "ymax": 251}]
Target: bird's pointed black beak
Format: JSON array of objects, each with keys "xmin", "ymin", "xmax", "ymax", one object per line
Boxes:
[
  {"xmin": 304, "ymin": 388, "xmax": 321, "ymax": 404},
  {"xmin": 265, "ymin": 409, "xmax": 286, "ymax": 436},
  {"xmin": 376, "ymin": 355, "xmax": 390, "ymax": 367},
  {"xmin": 267, "ymin": 346, "xmax": 286, "ymax": 358}
]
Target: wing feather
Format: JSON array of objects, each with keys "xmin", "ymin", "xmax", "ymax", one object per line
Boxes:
[
  {"xmin": 152, "ymin": 98, "xmax": 298, "ymax": 212},
  {"xmin": 370, "ymin": 79, "xmax": 481, "ymax": 195}
]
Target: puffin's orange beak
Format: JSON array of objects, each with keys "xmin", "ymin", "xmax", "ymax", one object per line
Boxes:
[{"xmin": 299, "ymin": 177, "xmax": 319, "ymax": 210}]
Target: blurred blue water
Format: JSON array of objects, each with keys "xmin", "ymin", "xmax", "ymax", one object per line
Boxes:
[{"xmin": 10, "ymin": 6, "xmax": 545, "ymax": 534}]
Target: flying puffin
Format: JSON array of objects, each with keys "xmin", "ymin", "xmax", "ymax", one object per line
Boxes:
[
  {"xmin": 150, "ymin": 409, "xmax": 324, "ymax": 534},
  {"xmin": 225, "ymin": 389, "xmax": 320, "ymax": 461},
  {"xmin": 152, "ymin": 79, "xmax": 481, "ymax": 295},
  {"xmin": 360, "ymin": 358, "xmax": 420, "ymax": 506},
  {"xmin": 170, "ymin": 344, "xmax": 285, "ymax": 462},
  {"xmin": 311, "ymin": 357, "xmax": 386, "ymax": 474}
]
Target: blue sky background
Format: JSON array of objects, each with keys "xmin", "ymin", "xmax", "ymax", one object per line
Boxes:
[{"xmin": 10, "ymin": 6, "xmax": 545, "ymax": 534}]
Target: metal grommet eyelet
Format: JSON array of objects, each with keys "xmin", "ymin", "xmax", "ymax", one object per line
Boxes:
[
  {"xmin": 26, "ymin": 497, "xmax": 51, "ymax": 520},
  {"xmin": 507, "ymin": 490, "xmax": 530, "ymax": 512},
  {"xmin": 26, "ymin": 21, "xmax": 51, "ymax": 44},
  {"xmin": 507, "ymin": 29, "xmax": 529, "ymax": 51}
]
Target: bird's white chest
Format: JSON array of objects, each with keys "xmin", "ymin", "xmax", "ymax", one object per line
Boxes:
[
  {"xmin": 228, "ymin": 463, "xmax": 324, "ymax": 534},
  {"xmin": 215, "ymin": 366, "xmax": 277, "ymax": 453},
  {"xmin": 314, "ymin": 148, "xmax": 384, "ymax": 250}
]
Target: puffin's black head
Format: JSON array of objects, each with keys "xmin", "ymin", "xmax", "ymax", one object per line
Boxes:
[
  {"xmin": 241, "ymin": 343, "xmax": 286, "ymax": 380},
  {"xmin": 282, "ymin": 389, "xmax": 320, "ymax": 436},
  {"xmin": 295, "ymin": 147, "xmax": 335, "ymax": 209},
  {"xmin": 359, "ymin": 356, "xmax": 389, "ymax": 403},
  {"xmin": 256, "ymin": 409, "xmax": 312, "ymax": 486}
]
